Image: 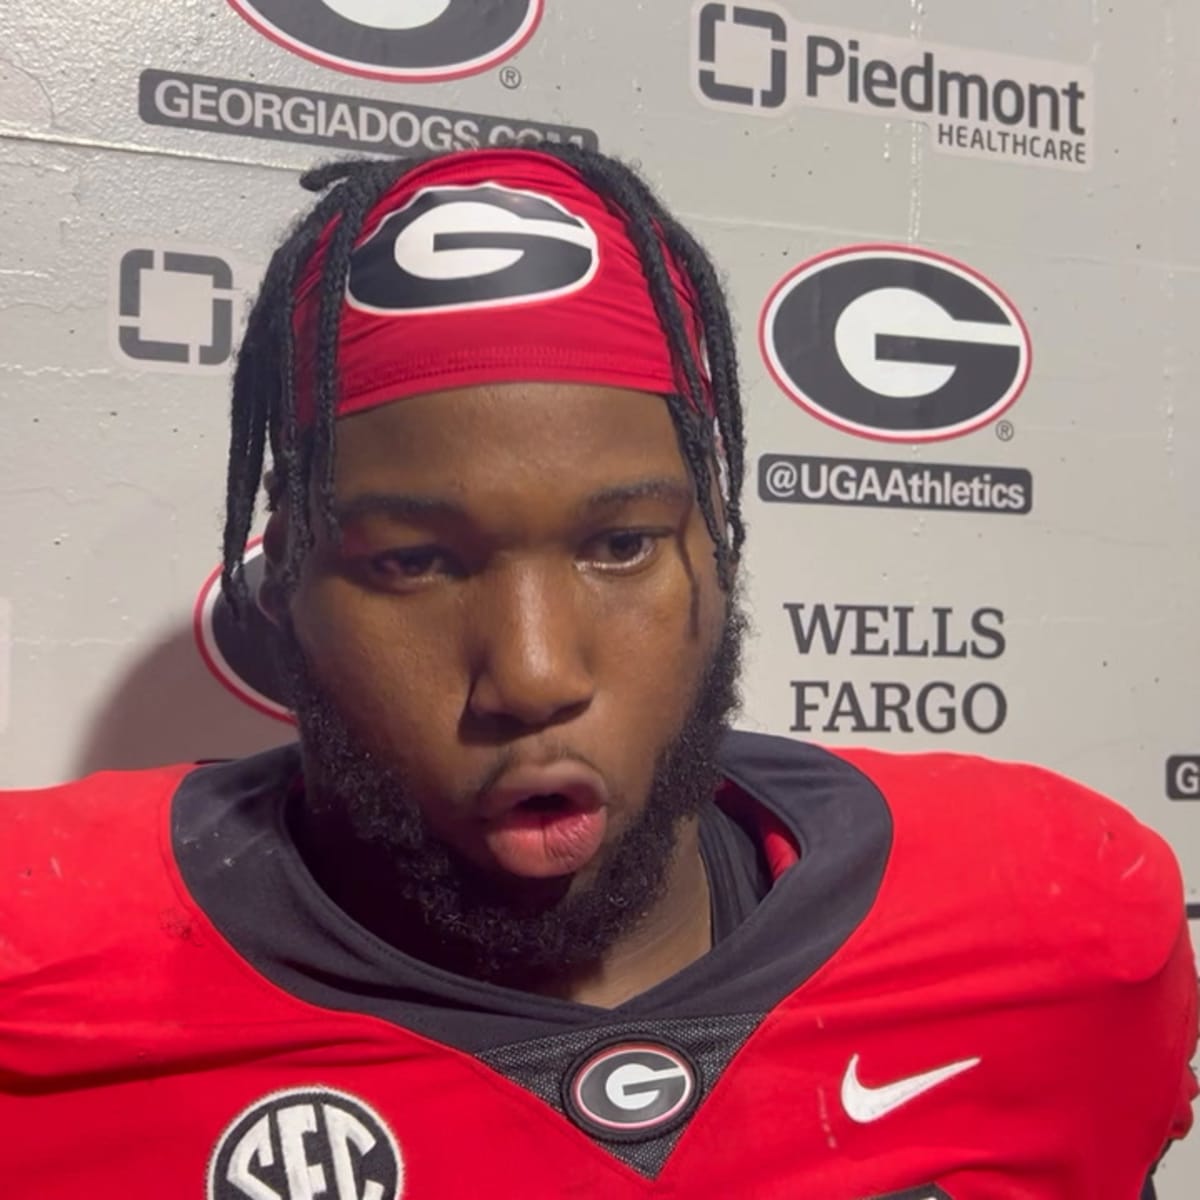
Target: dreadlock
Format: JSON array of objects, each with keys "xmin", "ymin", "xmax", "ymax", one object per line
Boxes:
[{"xmin": 221, "ymin": 144, "xmax": 746, "ymax": 617}]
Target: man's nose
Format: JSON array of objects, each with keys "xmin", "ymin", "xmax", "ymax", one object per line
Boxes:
[{"xmin": 465, "ymin": 562, "xmax": 595, "ymax": 730}]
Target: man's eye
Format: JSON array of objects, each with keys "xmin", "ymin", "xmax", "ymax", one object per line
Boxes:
[
  {"xmin": 584, "ymin": 531, "xmax": 663, "ymax": 570},
  {"xmin": 367, "ymin": 548, "xmax": 449, "ymax": 581}
]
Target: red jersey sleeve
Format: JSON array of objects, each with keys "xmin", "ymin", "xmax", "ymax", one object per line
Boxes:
[{"xmin": 835, "ymin": 747, "xmax": 1200, "ymax": 1190}]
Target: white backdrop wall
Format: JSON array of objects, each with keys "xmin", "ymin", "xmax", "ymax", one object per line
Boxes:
[{"xmin": 1, "ymin": 3, "xmax": 1197, "ymax": 1192}]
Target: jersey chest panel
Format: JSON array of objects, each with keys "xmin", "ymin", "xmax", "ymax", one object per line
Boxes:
[{"xmin": 0, "ymin": 982, "xmax": 1137, "ymax": 1200}]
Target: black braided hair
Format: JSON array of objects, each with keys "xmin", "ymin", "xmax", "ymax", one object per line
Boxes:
[{"xmin": 221, "ymin": 144, "xmax": 746, "ymax": 616}]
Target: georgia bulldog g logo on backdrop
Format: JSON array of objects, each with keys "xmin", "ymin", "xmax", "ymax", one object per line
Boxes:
[
  {"xmin": 227, "ymin": 1, "xmax": 543, "ymax": 81},
  {"xmin": 194, "ymin": 540, "xmax": 292, "ymax": 723},
  {"xmin": 347, "ymin": 183, "xmax": 600, "ymax": 314},
  {"xmin": 760, "ymin": 244, "xmax": 1032, "ymax": 443}
]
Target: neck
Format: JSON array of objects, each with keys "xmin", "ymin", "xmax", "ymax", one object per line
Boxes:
[{"xmin": 290, "ymin": 784, "xmax": 714, "ymax": 1009}]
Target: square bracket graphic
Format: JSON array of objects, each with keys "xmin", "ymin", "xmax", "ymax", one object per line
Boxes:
[
  {"xmin": 112, "ymin": 246, "xmax": 247, "ymax": 373},
  {"xmin": 694, "ymin": 2, "xmax": 788, "ymax": 110}
]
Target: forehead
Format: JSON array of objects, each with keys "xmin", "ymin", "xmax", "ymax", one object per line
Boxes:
[{"xmin": 330, "ymin": 382, "xmax": 688, "ymax": 498}]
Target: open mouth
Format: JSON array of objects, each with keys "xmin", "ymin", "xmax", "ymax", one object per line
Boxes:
[
  {"xmin": 477, "ymin": 760, "xmax": 610, "ymax": 825},
  {"xmin": 516, "ymin": 793, "xmax": 572, "ymax": 814}
]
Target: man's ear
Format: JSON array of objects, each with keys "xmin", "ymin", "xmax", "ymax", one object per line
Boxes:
[{"xmin": 257, "ymin": 501, "xmax": 290, "ymax": 628}]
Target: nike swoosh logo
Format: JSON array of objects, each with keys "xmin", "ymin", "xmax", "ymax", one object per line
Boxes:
[{"xmin": 841, "ymin": 1053, "xmax": 981, "ymax": 1123}]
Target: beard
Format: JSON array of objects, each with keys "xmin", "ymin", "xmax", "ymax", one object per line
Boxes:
[{"xmin": 277, "ymin": 603, "xmax": 746, "ymax": 986}]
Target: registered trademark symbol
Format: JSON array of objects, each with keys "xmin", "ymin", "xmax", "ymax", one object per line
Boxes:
[
  {"xmin": 995, "ymin": 420, "xmax": 1014, "ymax": 441},
  {"xmin": 500, "ymin": 66, "xmax": 522, "ymax": 89}
]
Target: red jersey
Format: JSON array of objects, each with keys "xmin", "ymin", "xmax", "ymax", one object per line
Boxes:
[{"xmin": 0, "ymin": 732, "xmax": 1195, "ymax": 1199}]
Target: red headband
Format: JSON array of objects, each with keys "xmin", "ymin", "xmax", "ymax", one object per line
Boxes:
[{"xmin": 291, "ymin": 150, "xmax": 711, "ymax": 426}]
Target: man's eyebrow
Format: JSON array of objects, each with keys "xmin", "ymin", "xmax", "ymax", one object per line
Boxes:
[
  {"xmin": 331, "ymin": 478, "xmax": 693, "ymax": 525},
  {"xmin": 578, "ymin": 478, "xmax": 693, "ymax": 513},
  {"xmin": 332, "ymin": 493, "xmax": 466, "ymax": 524}
]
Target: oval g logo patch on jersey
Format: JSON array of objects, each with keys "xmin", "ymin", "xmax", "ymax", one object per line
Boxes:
[
  {"xmin": 227, "ymin": 1, "xmax": 543, "ymax": 82},
  {"xmin": 346, "ymin": 184, "xmax": 599, "ymax": 315},
  {"xmin": 208, "ymin": 1086, "xmax": 403, "ymax": 1200},
  {"xmin": 564, "ymin": 1041, "xmax": 699, "ymax": 1140},
  {"xmin": 760, "ymin": 244, "xmax": 1032, "ymax": 443}
]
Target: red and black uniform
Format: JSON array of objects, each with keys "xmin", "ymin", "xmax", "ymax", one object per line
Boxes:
[{"xmin": 1, "ymin": 731, "xmax": 1195, "ymax": 1199}]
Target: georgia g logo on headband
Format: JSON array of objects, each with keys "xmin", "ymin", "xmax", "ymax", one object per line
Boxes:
[
  {"xmin": 227, "ymin": 1, "xmax": 543, "ymax": 82},
  {"xmin": 347, "ymin": 184, "xmax": 600, "ymax": 316}
]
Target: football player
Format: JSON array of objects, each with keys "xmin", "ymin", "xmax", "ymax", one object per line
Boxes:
[{"xmin": 1, "ymin": 145, "xmax": 1195, "ymax": 1199}]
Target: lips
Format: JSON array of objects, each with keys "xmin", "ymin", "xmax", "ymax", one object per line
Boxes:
[
  {"xmin": 478, "ymin": 761, "xmax": 610, "ymax": 879},
  {"xmin": 479, "ymin": 761, "xmax": 608, "ymax": 818}
]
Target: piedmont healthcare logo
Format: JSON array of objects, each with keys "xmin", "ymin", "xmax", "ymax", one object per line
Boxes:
[
  {"xmin": 692, "ymin": 3, "xmax": 1094, "ymax": 170},
  {"xmin": 111, "ymin": 246, "xmax": 246, "ymax": 373},
  {"xmin": 760, "ymin": 244, "xmax": 1032, "ymax": 443},
  {"xmin": 227, "ymin": 0, "xmax": 542, "ymax": 82}
]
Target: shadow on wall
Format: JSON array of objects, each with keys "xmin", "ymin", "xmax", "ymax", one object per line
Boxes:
[{"xmin": 71, "ymin": 622, "xmax": 291, "ymax": 777}]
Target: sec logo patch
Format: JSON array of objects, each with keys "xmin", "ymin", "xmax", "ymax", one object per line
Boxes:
[{"xmin": 208, "ymin": 1086, "xmax": 403, "ymax": 1200}]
